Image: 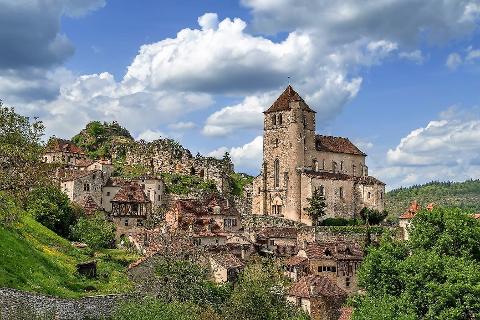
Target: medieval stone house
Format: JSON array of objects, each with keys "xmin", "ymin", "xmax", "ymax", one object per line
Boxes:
[{"xmin": 252, "ymin": 85, "xmax": 385, "ymax": 225}]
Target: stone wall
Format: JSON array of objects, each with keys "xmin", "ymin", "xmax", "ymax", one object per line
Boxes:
[
  {"xmin": 0, "ymin": 287, "xmax": 131, "ymax": 320},
  {"xmin": 114, "ymin": 139, "xmax": 233, "ymax": 194}
]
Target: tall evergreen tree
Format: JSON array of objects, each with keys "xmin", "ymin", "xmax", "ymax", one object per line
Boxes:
[{"xmin": 304, "ymin": 187, "xmax": 327, "ymax": 226}]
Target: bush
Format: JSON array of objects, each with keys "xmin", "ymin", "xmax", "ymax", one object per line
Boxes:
[
  {"xmin": 359, "ymin": 208, "xmax": 388, "ymax": 225},
  {"xmin": 114, "ymin": 298, "xmax": 208, "ymax": 320},
  {"xmin": 26, "ymin": 186, "xmax": 78, "ymax": 238},
  {"xmin": 70, "ymin": 212, "xmax": 116, "ymax": 249},
  {"xmin": 319, "ymin": 217, "xmax": 360, "ymax": 226},
  {"xmin": 0, "ymin": 192, "xmax": 23, "ymax": 226}
]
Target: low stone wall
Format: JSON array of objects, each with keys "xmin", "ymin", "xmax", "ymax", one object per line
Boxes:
[{"xmin": 0, "ymin": 287, "xmax": 131, "ymax": 320}]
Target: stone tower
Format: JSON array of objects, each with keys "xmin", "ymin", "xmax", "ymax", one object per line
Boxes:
[{"xmin": 259, "ymin": 85, "xmax": 316, "ymax": 222}]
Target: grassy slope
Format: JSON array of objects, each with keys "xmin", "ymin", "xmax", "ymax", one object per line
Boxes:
[
  {"xmin": 0, "ymin": 214, "xmax": 138, "ymax": 298},
  {"xmin": 386, "ymin": 179, "xmax": 480, "ymax": 215}
]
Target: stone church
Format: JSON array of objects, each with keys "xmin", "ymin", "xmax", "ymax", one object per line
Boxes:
[{"xmin": 252, "ymin": 86, "xmax": 385, "ymax": 225}]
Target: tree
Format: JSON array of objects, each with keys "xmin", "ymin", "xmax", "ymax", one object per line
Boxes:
[
  {"xmin": 359, "ymin": 208, "xmax": 388, "ymax": 225},
  {"xmin": 304, "ymin": 188, "xmax": 327, "ymax": 226},
  {"xmin": 0, "ymin": 102, "xmax": 48, "ymax": 201},
  {"xmin": 354, "ymin": 208, "xmax": 480, "ymax": 320},
  {"xmin": 70, "ymin": 212, "xmax": 116, "ymax": 249},
  {"xmin": 26, "ymin": 185, "xmax": 79, "ymax": 238},
  {"xmin": 222, "ymin": 259, "xmax": 308, "ymax": 320}
]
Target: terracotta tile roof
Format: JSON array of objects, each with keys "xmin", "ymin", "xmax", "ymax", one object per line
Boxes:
[
  {"xmin": 288, "ymin": 275, "xmax": 346, "ymax": 298},
  {"xmin": 111, "ymin": 182, "xmax": 150, "ymax": 203},
  {"xmin": 258, "ymin": 227, "xmax": 298, "ymax": 239},
  {"xmin": 58, "ymin": 169, "xmax": 99, "ymax": 182},
  {"xmin": 285, "ymin": 255, "xmax": 308, "ymax": 266},
  {"xmin": 46, "ymin": 138, "xmax": 85, "ymax": 155},
  {"xmin": 104, "ymin": 177, "xmax": 127, "ymax": 187},
  {"xmin": 211, "ymin": 253, "xmax": 244, "ymax": 269},
  {"xmin": 305, "ymin": 242, "xmax": 363, "ymax": 260},
  {"xmin": 316, "ymin": 135, "xmax": 366, "ymax": 156},
  {"xmin": 355, "ymin": 175, "xmax": 386, "ymax": 186},
  {"xmin": 264, "ymin": 85, "xmax": 315, "ymax": 114},
  {"xmin": 399, "ymin": 200, "xmax": 421, "ymax": 219},
  {"xmin": 338, "ymin": 307, "xmax": 353, "ymax": 320},
  {"xmin": 173, "ymin": 193, "xmax": 239, "ymax": 218},
  {"xmin": 77, "ymin": 195, "xmax": 100, "ymax": 215},
  {"xmin": 75, "ymin": 159, "xmax": 94, "ymax": 167}
]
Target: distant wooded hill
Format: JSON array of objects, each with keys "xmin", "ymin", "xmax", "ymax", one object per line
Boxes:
[{"xmin": 386, "ymin": 180, "xmax": 480, "ymax": 215}]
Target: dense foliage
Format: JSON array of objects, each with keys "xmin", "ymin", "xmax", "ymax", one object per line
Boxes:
[
  {"xmin": 161, "ymin": 172, "xmax": 217, "ymax": 194},
  {"xmin": 71, "ymin": 212, "xmax": 116, "ymax": 250},
  {"xmin": 71, "ymin": 121, "xmax": 133, "ymax": 159},
  {"xmin": 222, "ymin": 260, "xmax": 308, "ymax": 320},
  {"xmin": 359, "ymin": 207, "xmax": 388, "ymax": 225},
  {"xmin": 354, "ymin": 208, "xmax": 480, "ymax": 319},
  {"xmin": 0, "ymin": 102, "xmax": 49, "ymax": 201},
  {"xmin": 117, "ymin": 259, "xmax": 307, "ymax": 320},
  {"xmin": 304, "ymin": 188, "xmax": 327, "ymax": 226},
  {"xmin": 386, "ymin": 179, "xmax": 480, "ymax": 215},
  {"xmin": 26, "ymin": 186, "xmax": 79, "ymax": 238}
]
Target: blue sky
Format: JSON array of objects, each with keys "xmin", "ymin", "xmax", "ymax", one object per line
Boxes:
[{"xmin": 1, "ymin": 0, "xmax": 480, "ymax": 189}]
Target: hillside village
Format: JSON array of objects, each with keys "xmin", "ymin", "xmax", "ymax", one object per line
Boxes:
[
  {"xmin": 1, "ymin": 87, "xmax": 480, "ymax": 320},
  {"xmin": 31, "ymin": 87, "xmax": 392, "ymax": 319}
]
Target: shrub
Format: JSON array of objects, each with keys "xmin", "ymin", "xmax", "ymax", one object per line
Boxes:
[
  {"xmin": 26, "ymin": 185, "xmax": 78, "ymax": 238},
  {"xmin": 0, "ymin": 192, "xmax": 22, "ymax": 226},
  {"xmin": 359, "ymin": 208, "xmax": 388, "ymax": 225},
  {"xmin": 319, "ymin": 217, "xmax": 360, "ymax": 226},
  {"xmin": 70, "ymin": 212, "xmax": 116, "ymax": 250}
]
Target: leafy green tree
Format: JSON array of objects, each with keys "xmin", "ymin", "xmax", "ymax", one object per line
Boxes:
[
  {"xmin": 354, "ymin": 208, "xmax": 480, "ymax": 320},
  {"xmin": 153, "ymin": 258, "xmax": 231, "ymax": 309},
  {"xmin": 70, "ymin": 212, "xmax": 116, "ymax": 249},
  {"xmin": 408, "ymin": 207, "xmax": 480, "ymax": 261},
  {"xmin": 26, "ymin": 185, "xmax": 78, "ymax": 238},
  {"xmin": 114, "ymin": 298, "xmax": 206, "ymax": 320},
  {"xmin": 304, "ymin": 188, "xmax": 327, "ymax": 226},
  {"xmin": 0, "ymin": 192, "xmax": 23, "ymax": 226},
  {"xmin": 0, "ymin": 102, "xmax": 48, "ymax": 201},
  {"xmin": 359, "ymin": 208, "xmax": 388, "ymax": 225},
  {"xmin": 222, "ymin": 259, "xmax": 308, "ymax": 320}
]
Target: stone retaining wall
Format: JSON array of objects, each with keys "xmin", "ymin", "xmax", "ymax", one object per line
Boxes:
[{"xmin": 0, "ymin": 288, "xmax": 131, "ymax": 320}]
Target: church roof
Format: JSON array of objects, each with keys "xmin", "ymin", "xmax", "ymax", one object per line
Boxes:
[
  {"xmin": 315, "ymin": 135, "xmax": 366, "ymax": 156},
  {"xmin": 264, "ymin": 85, "xmax": 315, "ymax": 114}
]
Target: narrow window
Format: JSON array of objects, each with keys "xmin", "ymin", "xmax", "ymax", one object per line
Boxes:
[
  {"xmin": 272, "ymin": 115, "xmax": 276, "ymax": 125},
  {"xmin": 124, "ymin": 219, "xmax": 129, "ymax": 226},
  {"xmin": 340, "ymin": 161, "xmax": 344, "ymax": 171},
  {"xmin": 339, "ymin": 187, "xmax": 344, "ymax": 199},
  {"xmin": 380, "ymin": 192, "xmax": 383, "ymax": 199},
  {"xmin": 322, "ymin": 159, "xmax": 325, "ymax": 170},
  {"xmin": 303, "ymin": 115, "xmax": 307, "ymax": 128},
  {"xmin": 274, "ymin": 159, "xmax": 280, "ymax": 188},
  {"xmin": 106, "ymin": 191, "xmax": 110, "ymax": 196},
  {"xmin": 332, "ymin": 161, "xmax": 337, "ymax": 173},
  {"xmin": 368, "ymin": 192, "xmax": 371, "ymax": 199},
  {"xmin": 319, "ymin": 185, "xmax": 325, "ymax": 196},
  {"xmin": 352, "ymin": 165, "xmax": 356, "ymax": 176},
  {"xmin": 346, "ymin": 277, "xmax": 351, "ymax": 287},
  {"xmin": 278, "ymin": 114, "xmax": 283, "ymax": 125},
  {"xmin": 312, "ymin": 159, "xmax": 318, "ymax": 171}
]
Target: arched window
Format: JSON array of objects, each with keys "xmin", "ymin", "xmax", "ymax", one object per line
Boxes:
[{"xmin": 274, "ymin": 159, "xmax": 280, "ymax": 188}]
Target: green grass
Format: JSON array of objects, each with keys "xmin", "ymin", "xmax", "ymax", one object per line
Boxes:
[
  {"xmin": 161, "ymin": 172, "xmax": 217, "ymax": 195},
  {"xmin": 0, "ymin": 214, "xmax": 138, "ymax": 298}
]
